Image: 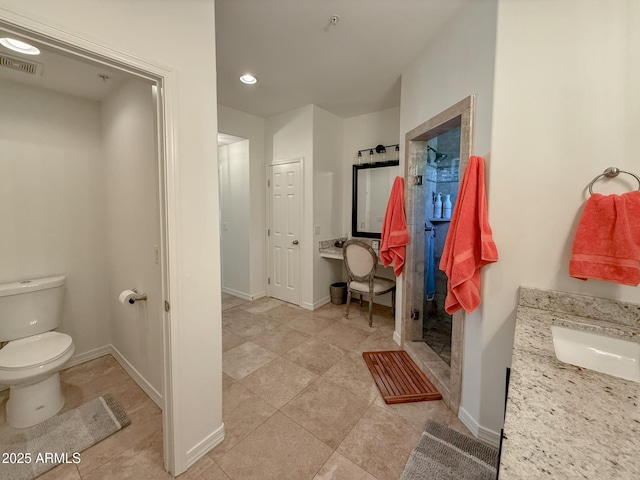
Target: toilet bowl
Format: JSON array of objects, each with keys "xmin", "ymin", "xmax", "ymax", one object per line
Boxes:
[
  {"xmin": 0, "ymin": 276, "xmax": 75, "ymax": 428},
  {"xmin": 0, "ymin": 332, "xmax": 75, "ymax": 428}
]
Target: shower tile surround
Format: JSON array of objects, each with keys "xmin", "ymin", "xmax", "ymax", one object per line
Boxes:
[
  {"xmin": 403, "ymin": 139, "xmax": 465, "ymax": 412},
  {"xmin": 500, "ymin": 287, "xmax": 640, "ymax": 478}
]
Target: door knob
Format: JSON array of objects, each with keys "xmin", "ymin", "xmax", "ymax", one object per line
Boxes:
[{"xmin": 292, "ymin": 240, "xmax": 299, "ymax": 245}]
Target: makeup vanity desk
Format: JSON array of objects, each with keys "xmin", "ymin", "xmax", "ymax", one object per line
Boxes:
[{"xmin": 318, "ymin": 238, "xmax": 384, "ymax": 264}]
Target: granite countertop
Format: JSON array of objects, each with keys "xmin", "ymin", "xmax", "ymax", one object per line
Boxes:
[
  {"xmin": 499, "ymin": 287, "xmax": 640, "ymax": 479},
  {"xmin": 318, "ymin": 237, "xmax": 382, "ymax": 261},
  {"xmin": 318, "ymin": 238, "xmax": 346, "ymax": 259}
]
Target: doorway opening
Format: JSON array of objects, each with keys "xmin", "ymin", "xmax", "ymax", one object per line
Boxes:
[
  {"xmin": 422, "ymin": 126, "xmax": 460, "ymax": 365},
  {"xmin": 217, "ymin": 133, "xmax": 252, "ymax": 300},
  {"xmin": 402, "ymin": 95, "xmax": 474, "ymax": 414},
  {"xmin": 0, "ymin": 18, "xmax": 176, "ymax": 472},
  {"xmin": 267, "ymin": 158, "xmax": 303, "ymax": 306}
]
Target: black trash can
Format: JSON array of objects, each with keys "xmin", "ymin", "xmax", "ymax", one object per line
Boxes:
[{"xmin": 329, "ymin": 282, "xmax": 347, "ymax": 305}]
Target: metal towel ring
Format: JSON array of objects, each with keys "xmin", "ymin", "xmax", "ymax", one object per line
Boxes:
[{"xmin": 588, "ymin": 167, "xmax": 640, "ymax": 195}]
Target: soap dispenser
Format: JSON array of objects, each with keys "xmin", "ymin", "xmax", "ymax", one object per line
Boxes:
[
  {"xmin": 443, "ymin": 194, "xmax": 452, "ymax": 219},
  {"xmin": 434, "ymin": 193, "xmax": 442, "ymax": 219}
]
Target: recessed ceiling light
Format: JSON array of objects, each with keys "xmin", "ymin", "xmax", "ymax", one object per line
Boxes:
[
  {"xmin": 239, "ymin": 74, "xmax": 257, "ymax": 85},
  {"xmin": 0, "ymin": 37, "xmax": 41, "ymax": 55}
]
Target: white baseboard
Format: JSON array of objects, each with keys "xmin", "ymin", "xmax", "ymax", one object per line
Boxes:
[
  {"xmin": 221, "ymin": 287, "xmax": 252, "ymax": 301},
  {"xmin": 458, "ymin": 407, "xmax": 501, "ymax": 448},
  {"xmin": 0, "ymin": 344, "xmax": 160, "ymax": 405},
  {"xmin": 308, "ymin": 295, "xmax": 332, "ymax": 310},
  {"xmin": 458, "ymin": 406, "xmax": 479, "ymax": 436},
  {"xmin": 109, "ymin": 345, "xmax": 163, "ymax": 409},
  {"xmin": 67, "ymin": 345, "xmax": 113, "ymax": 369},
  {"xmin": 249, "ymin": 291, "xmax": 266, "ymax": 300},
  {"xmin": 186, "ymin": 423, "xmax": 225, "ymax": 468},
  {"xmin": 222, "ymin": 288, "xmax": 265, "ymax": 301},
  {"xmin": 477, "ymin": 424, "xmax": 501, "ymax": 448},
  {"xmin": 393, "ymin": 330, "xmax": 401, "ymax": 346}
]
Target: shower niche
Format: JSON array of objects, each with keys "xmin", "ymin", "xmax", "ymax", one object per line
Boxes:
[{"xmin": 402, "ymin": 96, "xmax": 474, "ymax": 414}]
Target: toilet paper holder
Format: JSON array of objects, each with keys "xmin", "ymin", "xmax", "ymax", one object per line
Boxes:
[{"xmin": 129, "ymin": 288, "xmax": 148, "ymax": 304}]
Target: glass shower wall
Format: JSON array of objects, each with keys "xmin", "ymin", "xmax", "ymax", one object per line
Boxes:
[{"xmin": 421, "ymin": 127, "xmax": 460, "ymax": 366}]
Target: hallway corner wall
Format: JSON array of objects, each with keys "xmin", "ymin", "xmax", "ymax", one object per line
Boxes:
[{"xmin": 218, "ymin": 105, "xmax": 267, "ymax": 299}]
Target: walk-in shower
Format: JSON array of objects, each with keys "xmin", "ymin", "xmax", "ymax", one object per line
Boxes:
[
  {"xmin": 422, "ymin": 128, "xmax": 460, "ymax": 366},
  {"xmin": 402, "ymin": 94, "xmax": 474, "ymax": 415}
]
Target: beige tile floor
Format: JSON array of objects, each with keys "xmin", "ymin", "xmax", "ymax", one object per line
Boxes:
[{"xmin": 0, "ymin": 293, "xmax": 470, "ymax": 480}]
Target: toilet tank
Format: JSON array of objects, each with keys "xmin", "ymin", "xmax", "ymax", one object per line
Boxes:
[{"xmin": 0, "ymin": 276, "xmax": 66, "ymax": 342}]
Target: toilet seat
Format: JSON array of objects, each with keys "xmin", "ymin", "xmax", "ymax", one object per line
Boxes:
[{"xmin": 0, "ymin": 332, "xmax": 73, "ymax": 370}]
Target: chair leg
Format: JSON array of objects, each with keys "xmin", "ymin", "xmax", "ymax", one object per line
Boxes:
[
  {"xmin": 359, "ymin": 294, "xmax": 363, "ymax": 307},
  {"xmin": 368, "ymin": 295, "xmax": 374, "ymax": 327},
  {"xmin": 345, "ymin": 290, "xmax": 352, "ymax": 317}
]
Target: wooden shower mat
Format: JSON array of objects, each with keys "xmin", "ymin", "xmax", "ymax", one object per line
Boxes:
[{"xmin": 363, "ymin": 350, "xmax": 442, "ymax": 404}]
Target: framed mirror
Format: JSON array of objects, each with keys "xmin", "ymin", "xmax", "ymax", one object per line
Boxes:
[{"xmin": 352, "ymin": 160, "xmax": 400, "ymax": 238}]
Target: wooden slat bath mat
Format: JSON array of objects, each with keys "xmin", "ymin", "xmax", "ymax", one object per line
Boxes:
[{"xmin": 363, "ymin": 350, "xmax": 442, "ymax": 404}]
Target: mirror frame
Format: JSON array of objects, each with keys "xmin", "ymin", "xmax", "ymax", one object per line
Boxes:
[{"xmin": 352, "ymin": 160, "xmax": 400, "ymax": 238}]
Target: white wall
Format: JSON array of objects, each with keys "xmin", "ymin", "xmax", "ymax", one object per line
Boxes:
[
  {"xmin": 485, "ymin": 0, "xmax": 640, "ymax": 430},
  {"xmin": 342, "ymin": 107, "xmax": 401, "ymax": 237},
  {"xmin": 264, "ymin": 105, "xmax": 345, "ymax": 308},
  {"xmin": 0, "ymin": 78, "xmax": 111, "ymax": 356},
  {"xmin": 218, "ymin": 105, "xmax": 266, "ymax": 298},
  {"xmin": 218, "ymin": 140, "xmax": 251, "ymax": 297},
  {"xmin": 343, "ymin": 107, "xmax": 401, "ymax": 307},
  {"xmin": 265, "ymin": 105, "xmax": 315, "ymax": 308},
  {"xmin": 102, "ymin": 79, "xmax": 163, "ymax": 397},
  {"xmin": 0, "ymin": 1, "xmax": 222, "ymax": 473},
  {"xmin": 399, "ymin": 0, "xmax": 498, "ymax": 434},
  {"xmin": 312, "ymin": 106, "xmax": 344, "ymax": 306}
]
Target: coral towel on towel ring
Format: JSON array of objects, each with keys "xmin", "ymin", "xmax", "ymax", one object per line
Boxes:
[
  {"xmin": 380, "ymin": 176, "xmax": 410, "ymax": 276},
  {"xmin": 439, "ymin": 156, "xmax": 498, "ymax": 314},
  {"xmin": 569, "ymin": 191, "xmax": 640, "ymax": 286}
]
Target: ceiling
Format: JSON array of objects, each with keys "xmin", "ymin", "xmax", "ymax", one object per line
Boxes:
[
  {"xmin": 215, "ymin": 0, "xmax": 467, "ymax": 119},
  {"xmin": 0, "ymin": 1, "xmax": 466, "ymax": 118},
  {"xmin": 0, "ymin": 27, "xmax": 128, "ymax": 100}
]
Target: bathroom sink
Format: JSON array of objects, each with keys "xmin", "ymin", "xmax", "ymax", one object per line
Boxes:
[{"xmin": 551, "ymin": 325, "xmax": 640, "ymax": 383}]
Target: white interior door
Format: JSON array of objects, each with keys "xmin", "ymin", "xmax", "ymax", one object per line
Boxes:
[{"xmin": 269, "ymin": 161, "xmax": 301, "ymax": 305}]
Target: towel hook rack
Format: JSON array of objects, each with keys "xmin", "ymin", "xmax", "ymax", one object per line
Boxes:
[{"xmin": 588, "ymin": 167, "xmax": 640, "ymax": 195}]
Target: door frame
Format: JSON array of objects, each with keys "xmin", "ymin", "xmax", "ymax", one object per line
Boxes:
[
  {"xmin": 266, "ymin": 157, "xmax": 304, "ymax": 306},
  {"xmin": 0, "ymin": 11, "xmax": 180, "ymax": 473},
  {"xmin": 402, "ymin": 95, "xmax": 475, "ymax": 416}
]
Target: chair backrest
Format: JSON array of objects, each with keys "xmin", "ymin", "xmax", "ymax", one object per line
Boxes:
[{"xmin": 343, "ymin": 240, "xmax": 377, "ymax": 281}]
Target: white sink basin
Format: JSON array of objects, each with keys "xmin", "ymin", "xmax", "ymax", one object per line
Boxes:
[{"xmin": 551, "ymin": 325, "xmax": 640, "ymax": 383}]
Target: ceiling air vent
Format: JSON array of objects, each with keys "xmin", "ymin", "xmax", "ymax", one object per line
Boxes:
[{"xmin": 0, "ymin": 53, "xmax": 42, "ymax": 76}]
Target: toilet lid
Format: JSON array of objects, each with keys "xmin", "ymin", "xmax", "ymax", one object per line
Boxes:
[{"xmin": 0, "ymin": 332, "xmax": 73, "ymax": 370}]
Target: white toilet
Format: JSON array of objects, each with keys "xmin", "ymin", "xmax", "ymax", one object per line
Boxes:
[{"xmin": 0, "ymin": 275, "xmax": 75, "ymax": 428}]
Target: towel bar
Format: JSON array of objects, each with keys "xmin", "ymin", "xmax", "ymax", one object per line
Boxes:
[{"xmin": 588, "ymin": 167, "xmax": 640, "ymax": 195}]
